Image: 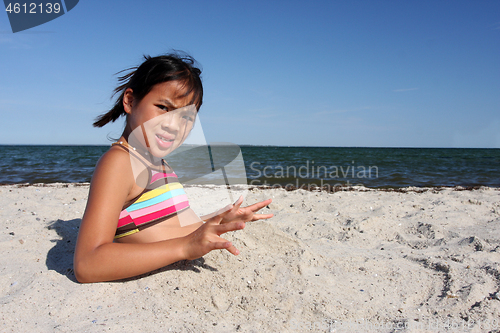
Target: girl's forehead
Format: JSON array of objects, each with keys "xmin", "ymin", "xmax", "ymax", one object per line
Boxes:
[{"xmin": 152, "ymin": 81, "xmax": 192, "ymax": 99}]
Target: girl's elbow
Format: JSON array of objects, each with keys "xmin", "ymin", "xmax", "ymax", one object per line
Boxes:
[
  {"xmin": 73, "ymin": 262, "xmax": 90, "ymax": 283},
  {"xmin": 73, "ymin": 256, "xmax": 97, "ymax": 283},
  {"xmin": 75, "ymin": 274, "xmax": 91, "ymax": 284}
]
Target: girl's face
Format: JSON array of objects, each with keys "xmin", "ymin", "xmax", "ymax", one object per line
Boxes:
[{"xmin": 124, "ymin": 81, "xmax": 197, "ymax": 158}]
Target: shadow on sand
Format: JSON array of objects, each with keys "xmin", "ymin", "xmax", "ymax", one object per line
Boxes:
[{"xmin": 46, "ymin": 218, "xmax": 80, "ymax": 283}]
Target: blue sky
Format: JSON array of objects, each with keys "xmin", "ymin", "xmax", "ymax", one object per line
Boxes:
[{"xmin": 1, "ymin": 1, "xmax": 499, "ymax": 148}]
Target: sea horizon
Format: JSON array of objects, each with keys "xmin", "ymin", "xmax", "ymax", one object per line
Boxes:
[{"xmin": 0, "ymin": 143, "xmax": 499, "ymax": 149}]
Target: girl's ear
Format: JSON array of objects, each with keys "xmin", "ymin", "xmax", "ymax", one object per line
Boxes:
[{"xmin": 123, "ymin": 88, "xmax": 134, "ymax": 114}]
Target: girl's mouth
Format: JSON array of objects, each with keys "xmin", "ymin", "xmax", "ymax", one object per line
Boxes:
[{"xmin": 155, "ymin": 134, "xmax": 174, "ymax": 148}]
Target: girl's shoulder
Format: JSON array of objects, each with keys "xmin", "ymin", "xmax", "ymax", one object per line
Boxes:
[
  {"xmin": 91, "ymin": 145, "xmax": 135, "ymax": 191},
  {"xmin": 97, "ymin": 145, "xmax": 133, "ymax": 171}
]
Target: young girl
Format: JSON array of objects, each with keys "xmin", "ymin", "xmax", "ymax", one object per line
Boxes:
[{"xmin": 74, "ymin": 53, "xmax": 273, "ymax": 283}]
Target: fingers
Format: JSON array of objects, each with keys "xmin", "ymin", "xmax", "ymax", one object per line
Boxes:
[
  {"xmin": 251, "ymin": 213, "xmax": 274, "ymax": 221},
  {"xmin": 233, "ymin": 195, "xmax": 244, "ymax": 209},
  {"xmin": 227, "ymin": 197, "xmax": 270, "ymax": 214},
  {"xmin": 220, "ymin": 197, "xmax": 272, "ymax": 216},
  {"xmin": 205, "ymin": 214, "xmax": 224, "ymax": 225},
  {"xmin": 213, "ymin": 201, "xmax": 237, "ymax": 219},
  {"xmin": 209, "ymin": 221, "xmax": 246, "ymax": 255},
  {"xmin": 219, "ymin": 203, "xmax": 234, "ymax": 214},
  {"xmin": 210, "ymin": 240, "xmax": 232, "ymax": 250},
  {"xmin": 246, "ymin": 198, "xmax": 272, "ymax": 212},
  {"xmin": 209, "ymin": 240, "xmax": 240, "ymax": 255},
  {"xmin": 206, "ymin": 208, "xmax": 234, "ymax": 224},
  {"xmin": 214, "ymin": 221, "xmax": 245, "ymax": 235},
  {"xmin": 225, "ymin": 244, "xmax": 240, "ymax": 255}
]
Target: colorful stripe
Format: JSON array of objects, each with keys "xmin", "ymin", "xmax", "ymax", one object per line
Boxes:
[
  {"xmin": 129, "ymin": 194, "xmax": 189, "ymax": 220},
  {"xmin": 134, "ymin": 182, "xmax": 184, "ymax": 203},
  {"xmin": 127, "ymin": 188, "xmax": 186, "ymax": 212},
  {"xmin": 132, "ymin": 200, "xmax": 190, "ymax": 226},
  {"xmin": 115, "ymin": 168, "xmax": 190, "ymax": 239},
  {"xmin": 150, "ymin": 171, "xmax": 177, "ymax": 184},
  {"xmin": 115, "ymin": 228, "xmax": 139, "ymax": 239}
]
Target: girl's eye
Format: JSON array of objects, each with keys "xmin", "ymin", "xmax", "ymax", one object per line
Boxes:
[
  {"xmin": 156, "ymin": 104, "xmax": 170, "ymax": 111},
  {"xmin": 183, "ymin": 115, "xmax": 194, "ymax": 122}
]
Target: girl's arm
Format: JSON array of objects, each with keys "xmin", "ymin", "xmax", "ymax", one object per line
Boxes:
[{"xmin": 73, "ymin": 149, "xmax": 243, "ymax": 283}]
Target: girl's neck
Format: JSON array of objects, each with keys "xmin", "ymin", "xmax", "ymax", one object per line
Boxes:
[{"xmin": 115, "ymin": 136, "xmax": 164, "ymax": 167}]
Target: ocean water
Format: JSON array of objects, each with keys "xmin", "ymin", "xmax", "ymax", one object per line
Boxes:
[
  {"xmin": 241, "ymin": 146, "xmax": 500, "ymax": 188},
  {"xmin": 0, "ymin": 145, "xmax": 498, "ymax": 188}
]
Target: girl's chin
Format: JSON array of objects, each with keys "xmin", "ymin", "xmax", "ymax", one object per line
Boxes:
[
  {"xmin": 149, "ymin": 145, "xmax": 179, "ymax": 159},
  {"xmin": 148, "ymin": 148, "xmax": 171, "ymax": 159}
]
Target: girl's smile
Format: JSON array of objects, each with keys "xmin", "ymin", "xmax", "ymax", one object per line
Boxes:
[{"xmin": 155, "ymin": 133, "xmax": 174, "ymax": 148}]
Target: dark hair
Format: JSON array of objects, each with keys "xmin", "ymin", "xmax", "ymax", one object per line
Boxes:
[{"xmin": 93, "ymin": 52, "xmax": 203, "ymax": 128}]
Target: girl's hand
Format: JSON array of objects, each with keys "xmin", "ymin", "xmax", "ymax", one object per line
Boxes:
[
  {"xmin": 182, "ymin": 213, "xmax": 245, "ymax": 260},
  {"xmin": 221, "ymin": 196, "xmax": 274, "ymax": 224}
]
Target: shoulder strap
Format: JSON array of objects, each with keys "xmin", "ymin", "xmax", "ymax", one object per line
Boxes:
[{"xmin": 112, "ymin": 143, "xmax": 153, "ymax": 208}]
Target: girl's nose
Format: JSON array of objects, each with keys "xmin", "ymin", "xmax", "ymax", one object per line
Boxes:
[{"xmin": 160, "ymin": 112, "xmax": 180, "ymax": 133}]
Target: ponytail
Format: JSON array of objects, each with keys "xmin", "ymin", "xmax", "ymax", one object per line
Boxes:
[
  {"xmin": 92, "ymin": 93, "xmax": 126, "ymax": 127},
  {"xmin": 93, "ymin": 67, "xmax": 137, "ymax": 128}
]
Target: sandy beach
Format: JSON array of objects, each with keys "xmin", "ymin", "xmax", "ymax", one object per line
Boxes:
[{"xmin": 1, "ymin": 184, "xmax": 499, "ymax": 332}]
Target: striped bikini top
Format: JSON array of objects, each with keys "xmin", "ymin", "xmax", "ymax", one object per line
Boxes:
[{"xmin": 113, "ymin": 143, "xmax": 190, "ymax": 239}]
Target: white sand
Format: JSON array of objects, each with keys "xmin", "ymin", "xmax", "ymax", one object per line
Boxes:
[{"xmin": 1, "ymin": 184, "xmax": 499, "ymax": 332}]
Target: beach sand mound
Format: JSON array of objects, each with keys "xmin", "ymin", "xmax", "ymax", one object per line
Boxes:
[{"xmin": 1, "ymin": 184, "xmax": 499, "ymax": 332}]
